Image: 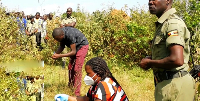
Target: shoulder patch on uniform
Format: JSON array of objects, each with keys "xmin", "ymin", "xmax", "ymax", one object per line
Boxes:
[{"xmin": 168, "ymin": 30, "xmax": 178, "ymax": 37}]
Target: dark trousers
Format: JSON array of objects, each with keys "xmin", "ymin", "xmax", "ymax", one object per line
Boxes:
[{"xmin": 36, "ymin": 32, "xmax": 41, "ymax": 47}]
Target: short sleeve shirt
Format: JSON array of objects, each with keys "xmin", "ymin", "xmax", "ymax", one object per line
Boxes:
[
  {"xmin": 86, "ymin": 77, "xmax": 128, "ymax": 101},
  {"xmin": 60, "ymin": 27, "xmax": 89, "ymax": 52},
  {"xmin": 26, "ymin": 82, "xmax": 38, "ymax": 94},
  {"xmin": 151, "ymin": 8, "xmax": 190, "ymax": 72},
  {"xmin": 26, "ymin": 22, "xmax": 36, "ymax": 34},
  {"xmin": 34, "ymin": 18, "xmax": 43, "ymax": 32},
  {"xmin": 61, "ymin": 16, "xmax": 76, "ymax": 25}
]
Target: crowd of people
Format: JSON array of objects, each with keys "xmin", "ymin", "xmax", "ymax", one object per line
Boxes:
[
  {"xmin": 16, "ymin": 72, "xmax": 44, "ymax": 101},
  {"xmin": 5, "ymin": 7, "xmax": 76, "ymax": 52},
  {"xmin": 6, "ymin": 7, "xmax": 77, "ymax": 101}
]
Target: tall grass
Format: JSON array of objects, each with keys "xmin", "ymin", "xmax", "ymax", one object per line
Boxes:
[{"xmin": 29, "ymin": 60, "xmax": 154, "ymax": 101}]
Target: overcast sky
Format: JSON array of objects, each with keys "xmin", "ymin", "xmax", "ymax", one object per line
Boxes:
[{"xmin": 1, "ymin": 0, "xmax": 147, "ymax": 15}]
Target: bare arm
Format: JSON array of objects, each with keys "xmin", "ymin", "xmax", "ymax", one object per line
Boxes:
[
  {"xmin": 55, "ymin": 45, "xmax": 65, "ymax": 54},
  {"xmin": 140, "ymin": 45, "xmax": 184, "ymax": 70},
  {"xmin": 68, "ymin": 95, "xmax": 89, "ymax": 101},
  {"xmin": 52, "ymin": 43, "xmax": 76, "ymax": 59},
  {"xmin": 25, "ymin": 89, "xmax": 30, "ymax": 95},
  {"xmin": 59, "ymin": 43, "xmax": 76, "ymax": 57},
  {"xmin": 64, "ymin": 22, "xmax": 76, "ymax": 28},
  {"xmin": 25, "ymin": 29, "xmax": 30, "ymax": 36}
]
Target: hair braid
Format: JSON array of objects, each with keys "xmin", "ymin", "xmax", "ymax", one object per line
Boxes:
[{"xmin": 86, "ymin": 57, "xmax": 120, "ymax": 86}]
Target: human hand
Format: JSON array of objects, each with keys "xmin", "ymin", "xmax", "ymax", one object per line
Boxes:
[
  {"xmin": 139, "ymin": 56, "xmax": 152, "ymax": 70},
  {"xmin": 34, "ymin": 89, "xmax": 38, "ymax": 93},
  {"xmin": 52, "ymin": 53, "xmax": 61, "ymax": 59},
  {"xmin": 54, "ymin": 94, "xmax": 69, "ymax": 101},
  {"xmin": 34, "ymin": 29, "xmax": 38, "ymax": 33}
]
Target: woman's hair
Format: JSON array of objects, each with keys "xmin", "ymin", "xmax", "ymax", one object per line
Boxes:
[{"xmin": 86, "ymin": 57, "xmax": 120, "ymax": 86}]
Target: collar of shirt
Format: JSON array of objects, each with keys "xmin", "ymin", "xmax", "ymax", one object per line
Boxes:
[
  {"xmin": 157, "ymin": 8, "xmax": 176, "ymax": 24},
  {"xmin": 66, "ymin": 16, "xmax": 73, "ymax": 19}
]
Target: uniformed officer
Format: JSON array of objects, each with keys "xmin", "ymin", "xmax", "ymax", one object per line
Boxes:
[
  {"xmin": 25, "ymin": 16, "xmax": 37, "ymax": 49},
  {"xmin": 139, "ymin": 0, "xmax": 195, "ymax": 101},
  {"xmin": 60, "ymin": 7, "xmax": 77, "ymax": 68},
  {"xmin": 61, "ymin": 7, "xmax": 76, "ymax": 28},
  {"xmin": 46, "ymin": 13, "xmax": 54, "ymax": 33},
  {"xmin": 47, "ymin": 12, "xmax": 61, "ymax": 33},
  {"xmin": 26, "ymin": 15, "xmax": 31, "ymax": 24},
  {"xmin": 41, "ymin": 14, "xmax": 47, "ymax": 44},
  {"xmin": 34, "ymin": 12, "xmax": 43, "ymax": 50},
  {"xmin": 25, "ymin": 76, "xmax": 38, "ymax": 101}
]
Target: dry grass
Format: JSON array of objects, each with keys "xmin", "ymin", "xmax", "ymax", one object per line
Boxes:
[{"xmin": 29, "ymin": 64, "xmax": 154, "ymax": 101}]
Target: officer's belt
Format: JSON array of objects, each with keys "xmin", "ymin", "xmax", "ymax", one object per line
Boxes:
[{"xmin": 154, "ymin": 70, "xmax": 188, "ymax": 83}]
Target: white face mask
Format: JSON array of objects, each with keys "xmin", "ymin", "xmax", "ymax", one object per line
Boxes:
[{"xmin": 84, "ymin": 73, "xmax": 98, "ymax": 85}]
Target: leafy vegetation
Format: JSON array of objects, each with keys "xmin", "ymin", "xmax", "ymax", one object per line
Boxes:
[{"xmin": 0, "ymin": 0, "xmax": 200, "ymax": 100}]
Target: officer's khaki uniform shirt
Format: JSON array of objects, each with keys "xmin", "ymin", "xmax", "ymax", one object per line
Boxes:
[
  {"xmin": 47, "ymin": 19, "xmax": 54, "ymax": 32},
  {"xmin": 34, "ymin": 18, "xmax": 43, "ymax": 32},
  {"xmin": 26, "ymin": 22, "xmax": 36, "ymax": 35},
  {"xmin": 26, "ymin": 82, "xmax": 38, "ymax": 101},
  {"xmin": 61, "ymin": 16, "xmax": 76, "ymax": 26},
  {"xmin": 152, "ymin": 8, "xmax": 190, "ymax": 72}
]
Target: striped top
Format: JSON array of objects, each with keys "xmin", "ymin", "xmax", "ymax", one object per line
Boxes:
[{"xmin": 86, "ymin": 77, "xmax": 129, "ymax": 101}]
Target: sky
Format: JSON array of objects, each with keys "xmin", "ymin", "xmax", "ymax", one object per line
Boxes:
[{"xmin": 1, "ymin": 0, "xmax": 147, "ymax": 16}]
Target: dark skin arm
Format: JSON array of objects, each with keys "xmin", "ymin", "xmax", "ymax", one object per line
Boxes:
[
  {"xmin": 140, "ymin": 45, "xmax": 184, "ymax": 70},
  {"xmin": 25, "ymin": 89, "xmax": 30, "ymax": 95},
  {"xmin": 64, "ymin": 22, "xmax": 76, "ymax": 27},
  {"xmin": 68, "ymin": 95, "xmax": 102, "ymax": 101},
  {"xmin": 52, "ymin": 43, "xmax": 76, "ymax": 59},
  {"xmin": 67, "ymin": 96, "xmax": 89, "ymax": 101},
  {"xmin": 25, "ymin": 29, "xmax": 30, "ymax": 36}
]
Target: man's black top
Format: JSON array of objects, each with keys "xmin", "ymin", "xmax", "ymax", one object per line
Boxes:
[{"xmin": 60, "ymin": 27, "xmax": 89, "ymax": 52}]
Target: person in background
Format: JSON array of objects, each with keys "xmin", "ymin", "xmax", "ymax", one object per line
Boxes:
[
  {"xmin": 26, "ymin": 16, "xmax": 37, "ymax": 50},
  {"xmin": 49, "ymin": 12, "xmax": 53, "ymax": 20},
  {"xmin": 21, "ymin": 11, "xmax": 27, "ymax": 31},
  {"xmin": 54, "ymin": 57, "xmax": 129, "ymax": 101},
  {"xmin": 61, "ymin": 7, "xmax": 76, "ymax": 28},
  {"xmin": 34, "ymin": 12, "xmax": 43, "ymax": 50},
  {"xmin": 16, "ymin": 12, "xmax": 23, "ymax": 34},
  {"xmin": 16, "ymin": 71, "xmax": 27, "ymax": 95},
  {"xmin": 35, "ymin": 75, "xmax": 42, "ymax": 101},
  {"xmin": 25, "ymin": 76, "xmax": 38, "ymax": 101},
  {"xmin": 47, "ymin": 12, "xmax": 61, "ymax": 34},
  {"xmin": 41, "ymin": 14, "xmax": 48, "ymax": 45},
  {"xmin": 60, "ymin": 7, "xmax": 77, "ymax": 68},
  {"xmin": 26, "ymin": 15, "xmax": 31, "ymax": 23},
  {"xmin": 40, "ymin": 75, "xmax": 44, "ymax": 101}
]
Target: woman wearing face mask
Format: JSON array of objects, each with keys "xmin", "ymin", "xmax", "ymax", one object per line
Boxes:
[{"xmin": 55, "ymin": 57, "xmax": 129, "ymax": 101}]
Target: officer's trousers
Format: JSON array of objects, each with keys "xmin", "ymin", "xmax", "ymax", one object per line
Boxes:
[{"xmin": 154, "ymin": 74, "xmax": 195, "ymax": 101}]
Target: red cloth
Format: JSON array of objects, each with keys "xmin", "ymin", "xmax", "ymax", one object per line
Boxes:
[{"xmin": 68, "ymin": 45, "xmax": 89, "ymax": 96}]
